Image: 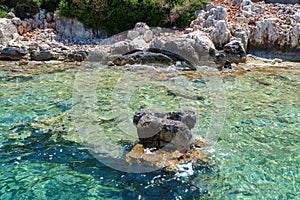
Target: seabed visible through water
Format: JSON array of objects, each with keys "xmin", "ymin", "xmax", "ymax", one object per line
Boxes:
[{"xmin": 0, "ymin": 60, "xmax": 299, "ymax": 199}]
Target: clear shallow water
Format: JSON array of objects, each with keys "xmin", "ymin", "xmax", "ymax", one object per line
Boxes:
[{"xmin": 0, "ymin": 63, "xmax": 299, "ymax": 199}]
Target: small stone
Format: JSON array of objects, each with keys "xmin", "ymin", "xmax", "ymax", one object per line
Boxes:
[
  {"xmin": 28, "ymin": 42, "xmax": 39, "ymax": 50},
  {"xmin": 143, "ymin": 30, "xmax": 153, "ymax": 43},
  {"xmin": 12, "ymin": 17, "xmax": 22, "ymax": 26},
  {"xmin": 127, "ymin": 30, "xmax": 140, "ymax": 40},
  {"xmin": 134, "ymin": 22, "xmax": 150, "ymax": 35},
  {"xmin": 17, "ymin": 25, "xmax": 25, "ymax": 35},
  {"xmin": 7, "ymin": 12, "xmax": 15, "ymax": 18},
  {"xmin": 19, "ymin": 59, "xmax": 29, "ymax": 65},
  {"xmin": 224, "ymin": 60, "xmax": 232, "ymax": 69}
]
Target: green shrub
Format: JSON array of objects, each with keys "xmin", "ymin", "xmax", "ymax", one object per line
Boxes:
[
  {"xmin": 1, "ymin": 0, "xmax": 208, "ymax": 34},
  {"xmin": 58, "ymin": 0, "xmax": 208, "ymax": 35},
  {"xmin": 169, "ymin": 0, "xmax": 209, "ymax": 28},
  {"xmin": 0, "ymin": 4, "xmax": 9, "ymax": 18},
  {"xmin": 0, "ymin": 9, "xmax": 9, "ymax": 18},
  {"xmin": 14, "ymin": 0, "xmax": 40, "ymax": 19},
  {"xmin": 1, "ymin": 0, "xmax": 42, "ymax": 19},
  {"xmin": 40, "ymin": 0, "xmax": 61, "ymax": 12}
]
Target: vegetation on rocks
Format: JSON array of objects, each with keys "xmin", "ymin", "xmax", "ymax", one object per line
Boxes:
[{"xmin": 0, "ymin": 0, "xmax": 208, "ymax": 34}]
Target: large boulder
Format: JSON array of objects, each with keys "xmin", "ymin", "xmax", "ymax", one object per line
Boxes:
[
  {"xmin": 210, "ymin": 20, "xmax": 231, "ymax": 49},
  {"xmin": 110, "ymin": 38, "xmax": 149, "ymax": 55},
  {"xmin": 224, "ymin": 39, "xmax": 247, "ymax": 63},
  {"xmin": 133, "ymin": 110, "xmax": 196, "ymax": 152},
  {"xmin": 249, "ymin": 18, "xmax": 280, "ymax": 48},
  {"xmin": 67, "ymin": 51, "xmax": 88, "ymax": 62},
  {"xmin": 150, "ymin": 30, "xmax": 216, "ymax": 67},
  {"xmin": 205, "ymin": 6, "xmax": 228, "ymax": 28},
  {"xmin": 108, "ymin": 51, "xmax": 174, "ymax": 66},
  {"xmin": 231, "ymin": 28, "xmax": 249, "ymax": 50},
  {"xmin": 0, "ymin": 47, "xmax": 27, "ymax": 60},
  {"xmin": 0, "ymin": 18, "xmax": 18, "ymax": 45},
  {"xmin": 55, "ymin": 16, "xmax": 107, "ymax": 41},
  {"xmin": 248, "ymin": 18, "xmax": 300, "ymax": 61},
  {"xmin": 31, "ymin": 51, "xmax": 54, "ymax": 61}
]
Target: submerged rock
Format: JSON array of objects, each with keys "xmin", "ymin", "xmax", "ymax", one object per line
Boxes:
[{"xmin": 126, "ymin": 143, "xmax": 208, "ymax": 172}]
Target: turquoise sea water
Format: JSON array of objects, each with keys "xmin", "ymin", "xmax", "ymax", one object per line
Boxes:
[{"xmin": 0, "ymin": 63, "xmax": 299, "ymax": 199}]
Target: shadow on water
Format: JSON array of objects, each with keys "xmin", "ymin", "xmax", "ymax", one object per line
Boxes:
[{"xmin": 1, "ymin": 124, "xmax": 216, "ymax": 199}]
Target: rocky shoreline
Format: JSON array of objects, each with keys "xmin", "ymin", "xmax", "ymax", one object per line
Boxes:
[{"xmin": 0, "ymin": 0, "xmax": 299, "ymax": 68}]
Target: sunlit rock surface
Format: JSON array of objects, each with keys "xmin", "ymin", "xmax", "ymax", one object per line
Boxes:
[{"xmin": 126, "ymin": 142, "xmax": 209, "ymax": 172}]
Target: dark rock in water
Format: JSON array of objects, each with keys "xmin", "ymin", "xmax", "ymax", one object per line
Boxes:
[
  {"xmin": 133, "ymin": 110, "xmax": 196, "ymax": 152},
  {"xmin": 224, "ymin": 40, "xmax": 246, "ymax": 63},
  {"xmin": 31, "ymin": 51, "xmax": 54, "ymax": 61},
  {"xmin": 108, "ymin": 49, "xmax": 196, "ymax": 70},
  {"xmin": 108, "ymin": 51, "xmax": 174, "ymax": 66},
  {"xmin": 0, "ymin": 47, "xmax": 27, "ymax": 60},
  {"xmin": 67, "ymin": 51, "xmax": 88, "ymax": 61},
  {"xmin": 147, "ymin": 48, "xmax": 195, "ymax": 70}
]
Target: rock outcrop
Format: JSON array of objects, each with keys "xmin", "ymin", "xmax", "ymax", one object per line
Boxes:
[
  {"xmin": 108, "ymin": 51, "xmax": 174, "ymax": 67},
  {"xmin": 55, "ymin": 16, "xmax": 107, "ymax": 41},
  {"xmin": 98, "ymin": 26, "xmax": 216, "ymax": 69},
  {"xmin": 192, "ymin": 0, "xmax": 300, "ymax": 61},
  {"xmin": 149, "ymin": 30, "xmax": 216, "ymax": 67},
  {"xmin": 133, "ymin": 110, "xmax": 195, "ymax": 152},
  {"xmin": 0, "ymin": 18, "xmax": 18, "ymax": 45},
  {"xmin": 126, "ymin": 110, "xmax": 209, "ymax": 172},
  {"xmin": 262, "ymin": 0, "xmax": 300, "ymax": 4}
]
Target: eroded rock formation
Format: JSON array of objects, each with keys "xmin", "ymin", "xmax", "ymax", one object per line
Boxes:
[{"xmin": 126, "ymin": 110, "xmax": 209, "ymax": 172}]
